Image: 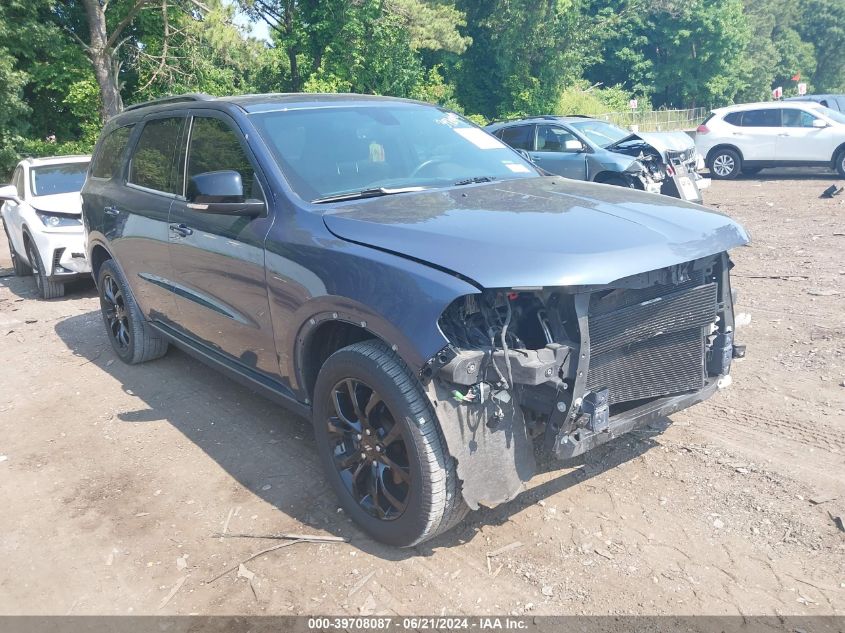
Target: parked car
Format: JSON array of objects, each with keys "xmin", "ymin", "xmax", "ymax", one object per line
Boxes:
[
  {"xmin": 82, "ymin": 93, "xmax": 748, "ymax": 546},
  {"xmin": 0, "ymin": 155, "xmax": 92, "ymax": 298},
  {"xmin": 785, "ymin": 94, "xmax": 845, "ymax": 113},
  {"xmin": 486, "ymin": 115, "xmax": 710, "ymax": 202},
  {"xmin": 696, "ymin": 101, "xmax": 845, "ymax": 179}
]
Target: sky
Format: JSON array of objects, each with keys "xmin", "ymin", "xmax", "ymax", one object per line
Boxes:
[{"xmin": 227, "ymin": 0, "xmax": 273, "ymax": 44}]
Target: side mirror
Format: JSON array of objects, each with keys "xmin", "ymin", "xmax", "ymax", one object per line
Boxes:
[
  {"xmin": 812, "ymin": 119, "xmax": 829, "ymax": 128},
  {"xmin": 0, "ymin": 184, "xmax": 20, "ymax": 203},
  {"xmin": 565, "ymin": 139, "xmax": 585, "ymax": 152},
  {"xmin": 186, "ymin": 170, "xmax": 264, "ymax": 216}
]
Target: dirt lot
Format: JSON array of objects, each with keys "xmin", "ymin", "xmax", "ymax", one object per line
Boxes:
[{"xmin": 0, "ymin": 173, "xmax": 843, "ymax": 617}]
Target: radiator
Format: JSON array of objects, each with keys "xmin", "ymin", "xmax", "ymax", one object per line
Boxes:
[{"xmin": 586, "ymin": 282, "xmax": 717, "ymax": 404}]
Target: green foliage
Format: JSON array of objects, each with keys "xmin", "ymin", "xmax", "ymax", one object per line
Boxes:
[
  {"xmin": 455, "ymin": 0, "xmax": 592, "ymax": 119},
  {"xmin": 1, "ymin": 0, "xmax": 844, "ymax": 159},
  {"xmin": 557, "ymin": 83, "xmax": 647, "ymax": 116},
  {"xmin": 797, "ymin": 0, "xmax": 845, "ymax": 92},
  {"xmin": 0, "ymin": 137, "xmax": 94, "ymax": 181}
]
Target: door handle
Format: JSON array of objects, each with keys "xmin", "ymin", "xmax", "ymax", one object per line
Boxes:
[
  {"xmin": 169, "ymin": 223, "xmax": 193, "ymax": 237},
  {"xmin": 104, "ymin": 205, "xmax": 120, "ymax": 216},
  {"xmin": 777, "ymin": 133, "xmax": 790, "ymax": 137}
]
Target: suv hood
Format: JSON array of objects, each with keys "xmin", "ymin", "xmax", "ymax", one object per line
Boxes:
[
  {"xmin": 606, "ymin": 131, "xmax": 695, "ymax": 161},
  {"xmin": 322, "ymin": 177, "xmax": 748, "ymax": 289},
  {"xmin": 31, "ymin": 192, "xmax": 83, "ymax": 215}
]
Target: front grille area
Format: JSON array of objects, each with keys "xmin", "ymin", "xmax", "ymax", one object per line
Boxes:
[{"xmin": 586, "ymin": 282, "xmax": 717, "ymax": 405}]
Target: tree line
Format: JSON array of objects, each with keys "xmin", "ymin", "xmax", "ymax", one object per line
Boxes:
[{"xmin": 1, "ymin": 0, "xmax": 843, "ymax": 175}]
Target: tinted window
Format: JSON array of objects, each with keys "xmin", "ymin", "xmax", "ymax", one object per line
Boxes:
[
  {"xmin": 91, "ymin": 125, "xmax": 134, "ymax": 179},
  {"xmin": 253, "ymin": 106, "xmax": 536, "ymax": 201},
  {"xmin": 723, "ymin": 112, "xmax": 742, "ymax": 126},
  {"xmin": 30, "ymin": 163, "xmax": 90, "ymax": 196},
  {"xmin": 741, "ymin": 109, "xmax": 781, "ymax": 127},
  {"xmin": 536, "ymin": 125, "xmax": 581, "ymax": 152},
  {"xmin": 782, "ymin": 109, "xmax": 817, "ymax": 128},
  {"xmin": 499, "ymin": 125, "xmax": 535, "ymax": 151},
  {"xmin": 187, "ymin": 117, "xmax": 258, "ymax": 200},
  {"xmin": 128, "ymin": 118, "xmax": 184, "ymax": 193}
]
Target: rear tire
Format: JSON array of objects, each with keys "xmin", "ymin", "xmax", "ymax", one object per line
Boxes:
[
  {"xmin": 836, "ymin": 150, "xmax": 845, "ymax": 178},
  {"xmin": 709, "ymin": 148, "xmax": 741, "ymax": 180},
  {"xmin": 3, "ymin": 225, "xmax": 31, "ymax": 276},
  {"xmin": 25, "ymin": 239, "xmax": 64, "ymax": 299},
  {"xmin": 97, "ymin": 259, "xmax": 168, "ymax": 364},
  {"xmin": 312, "ymin": 340, "xmax": 468, "ymax": 547}
]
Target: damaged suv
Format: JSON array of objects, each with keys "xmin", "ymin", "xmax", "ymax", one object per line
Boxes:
[
  {"xmin": 82, "ymin": 94, "xmax": 748, "ymax": 546},
  {"xmin": 487, "ymin": 116, "xmax": 710, "ymax": 202}
]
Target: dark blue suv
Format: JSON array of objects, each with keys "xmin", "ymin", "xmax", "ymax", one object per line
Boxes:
[{"xmin": 82, "ymin": 93, "xmax": 748, "ymax": 546}]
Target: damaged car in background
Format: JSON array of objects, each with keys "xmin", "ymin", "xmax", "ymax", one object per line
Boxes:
[
  {"xmin": 82, "ymin": 93, "xmax": 748, "ymax": 547},
  {"xmin": 487, "ymin": 115, "xmax": 710, "ymax": 203}
]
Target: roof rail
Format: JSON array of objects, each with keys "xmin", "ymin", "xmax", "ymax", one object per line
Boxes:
[
  {"xmin": 123, "ymin": 93, "xmax": 214, "ymax": 112},
  {"xmin": 560, "ymin": 114, "xmax": 596, "ymax": 119},
  {"xmin": 523, "ymin": 115, "xmax": 561, "ymax": 121}
]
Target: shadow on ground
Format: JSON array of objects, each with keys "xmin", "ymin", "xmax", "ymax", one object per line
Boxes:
[
  {"xmin": 54, "ymin": 310, "xmax": 666, "ymax": 560},
  {"xmin": 0, "ymin": 269, "xmax": 96, "ymax": 301}
]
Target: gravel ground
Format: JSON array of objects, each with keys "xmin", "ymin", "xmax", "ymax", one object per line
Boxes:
[{"xmin": 0, "ymin": 172, "xmax": 843, "ymax": 616}]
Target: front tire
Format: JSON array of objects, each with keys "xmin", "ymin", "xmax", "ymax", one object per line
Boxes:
[
  {"xmin": 25, "ymin": 239, "xmax": 64, "ymax": 299},
  {"xmin": 97, "ymin": 259, "xmax": 168, "ymax": 364},
  {"xmin": 3, "ymin": 225, "xmax": 31, "ymax": 276},
  {"xmin": 836, "ymin": 150, "xmax": 845, "ymax": 178},
  {"xmin": 312, "ymin": 340, "xmax": 467, "ymax": 547},
  {"xmin": 709, "ymin": 148, "xmax": 741, "ymax": 180}
]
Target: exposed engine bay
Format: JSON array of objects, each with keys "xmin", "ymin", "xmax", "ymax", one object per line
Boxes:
[
  {"xmin": 608, "ymin": 132, "xmax": 710, "ymax": 201},
  {"xmin": 424, "ymin": 253, "xmax": 743, "ymax": 509}
]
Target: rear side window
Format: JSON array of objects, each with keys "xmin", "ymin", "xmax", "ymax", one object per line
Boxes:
[
  {"xmin": 782, "ymin": 109, "xmax": 817, "ymax": 128},
  {"xmin": 723, "ymin": 112, "xmax": 742, "ymax": 126},
  {"xmin": 91, "ymin": 125, "xmax": 134, "ymax": 180},
  {"xmin": 128, "ymin": 117, "xmax": 185, "ymax": 194},
  {"xmin": 498, "ymin": 125, "xmax": 535, "ymax": 151},
  {"xmin": 741, "ymin": 109, "xmax": 781, "ymax": 127},
  {"xmin": 187, "ymin": 117, "xmax": 259, "ymax": 200}
]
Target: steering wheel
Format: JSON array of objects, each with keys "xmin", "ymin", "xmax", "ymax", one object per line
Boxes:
[{"xmin": 410, "ymin": 158, "xmax": 452, "ymax": 178}]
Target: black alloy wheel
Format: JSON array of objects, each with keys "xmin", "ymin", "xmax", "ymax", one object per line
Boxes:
[
  {"xmin": 96, "ymin": 259, "xmax": 168, "ymax": 364},
  {"xmin": 327, "ymin": 377, "xmax": 412, "ymax": 520},
  {"xmin": 312, "ymin": 340, "xmax": 467, "ymax": 546},
  {"xmin": 101, "ymin": 272, "xmax": 131, "ymax": 352}
]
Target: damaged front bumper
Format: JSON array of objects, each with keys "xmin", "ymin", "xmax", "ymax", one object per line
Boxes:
[{"xmin": 426, "ymin": 252, "xmax": 744, "ymax": 509}]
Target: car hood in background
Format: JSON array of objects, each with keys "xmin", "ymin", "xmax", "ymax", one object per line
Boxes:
[
  {"xmin": 322, "ymin": 177, "xmax": 748, "ymax": 289},
  {"xmin": 607, "ymin": 131, "xmax": 696, "ymax": 161},
  {"xmin": 31, "ymin": 192, "xmax": 83, "ymax": 215}
]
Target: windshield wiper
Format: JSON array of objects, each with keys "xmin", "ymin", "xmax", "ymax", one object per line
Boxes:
[
  {"xmin": 311, "ymin": 186, "xmax": 426, "ymax": 204},
  {"xmin": 453, "ymin": 176, "xmax": 498, "ymax": 186}
]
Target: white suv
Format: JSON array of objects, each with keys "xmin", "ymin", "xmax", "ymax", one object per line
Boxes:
[
  {"xmin": 0, "ymin": 155, "xmax": 92, "ymax": 298},
  {"xmin": 695, "ymin": 101, "xmax": 845, "ymax": 179}
]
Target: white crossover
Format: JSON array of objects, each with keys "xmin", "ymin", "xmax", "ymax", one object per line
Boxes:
[
  {"xmin": 696, "ymin": 101, "xmax": 845, "ymax": 179},
  {"xmin": 0, "ymin": 155, "xmax": 92, "ymax": 298}
]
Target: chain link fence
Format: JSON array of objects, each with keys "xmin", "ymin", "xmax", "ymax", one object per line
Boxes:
[{"xmin": 592, "ymin": 107, "xmax": 708, "ymax": 132}]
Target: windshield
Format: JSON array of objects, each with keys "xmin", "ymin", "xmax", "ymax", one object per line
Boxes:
[
  {"xmin": 818, "ymin": 106, "xmax": 845, "ymax": 125},
  {"xmin": 251, "ymin": 105, "xmax": 538, "ymax": 202},
  {"xmin": 30, "ymin": 162, "xmax": 89, "ymax": 197},
  {"xmin": 568, "ymin": 120, "xmax": 630, "ymax": 148}
]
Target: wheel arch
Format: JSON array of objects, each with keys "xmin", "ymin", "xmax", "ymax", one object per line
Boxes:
[
  {"xmin": 298, "ymin": 317, "xmax": 381, "ymax": 402},
  {"xmin": 832, "ymin": 142, "xmax": 845, "ymax": 165},
  {"xmin": 706, "ymin": 144, "xmax": 744, "ymax": 166},
  {"xmin": 89, "ymin": 243, "xmax": 113, "ymax": 283}
]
